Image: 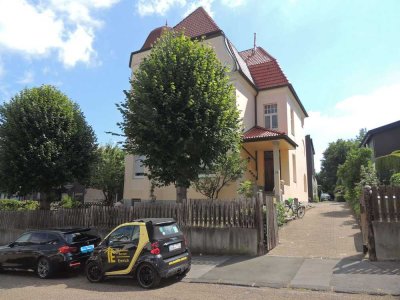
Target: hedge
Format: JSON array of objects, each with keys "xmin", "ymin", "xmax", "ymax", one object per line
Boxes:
[
  {"xmin": 375, "ymin": 151, "xmax": 400, "ymax": 184},
  {"xmin": 0, "ymin": 199, "xmax": 39, "ymax": 211}
]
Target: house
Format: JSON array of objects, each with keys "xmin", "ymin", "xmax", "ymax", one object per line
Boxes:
[
  {"xmin": 124, "ymin": 7, "xmax": 309, "ymax": 202},
  {"xmin": 360, "ymin": 120, "xmax": 400, "ymax": 160},
  {"xmin": 305, "ymin": 135, "xmax": 318, "ymax": 202}
]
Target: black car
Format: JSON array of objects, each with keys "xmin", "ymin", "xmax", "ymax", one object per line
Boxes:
[
  {"xmin": 0, "ymin": 228, "xmax": 101, "ymax": 278},
  {"xmin": 86, "ymin": 218, "xmax": 191, "ymax": 289}
]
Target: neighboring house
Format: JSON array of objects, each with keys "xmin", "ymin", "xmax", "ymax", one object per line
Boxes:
[
  {"xmin": 360, "ymin": 120, "xmax": 400, "ymax": 160},
  {"xmin": 305, "ymin": 135, "xmax": 318, "ymax": 202},
  {"xmin": 124, "ymin": 7, "xmax": 309, "ymax": 202}
]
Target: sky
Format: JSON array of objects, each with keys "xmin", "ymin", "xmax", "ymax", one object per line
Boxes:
[{"xmin": 0, "ymin": 0, "xmax": 400, "ymax": 171}]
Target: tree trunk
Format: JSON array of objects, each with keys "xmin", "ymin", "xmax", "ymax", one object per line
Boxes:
[
  {"xmin": 176, "ymin": 186, "xmax": 187, "ymax": 203},
  {"xmin": 39, "ymin": 192, "xmax": 51, "ymax": 210}
]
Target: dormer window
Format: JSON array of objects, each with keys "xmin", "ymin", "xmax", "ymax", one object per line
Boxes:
[{"xmin": 265, "ymin": 104, "xmax": 278, "ymax": 130}]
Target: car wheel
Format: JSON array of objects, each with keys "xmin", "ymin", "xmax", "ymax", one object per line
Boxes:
[
  {"xmin": 136, "ymin": 263, "xmax": 161, "ymax": 289},
  {"xmin": 36, "ymin": 257, "xmax": 53, "ymax": 279},
  {"xmin": 86, "ymin": 261, "xmax": 104, "ymax": 283},
  {"xmin": 297, "ymin": 206, "xmax": 305, "ymax": 219}
]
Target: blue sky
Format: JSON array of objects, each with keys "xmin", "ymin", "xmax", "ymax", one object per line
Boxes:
[{"xmin": 1, "ymin": 0, "xmax": 400, "ymax": 170}]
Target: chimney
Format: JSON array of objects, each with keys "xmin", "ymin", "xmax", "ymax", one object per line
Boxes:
[{"xmin": 253, "ymin": 33, "xmax": 256, "ymax": 54}]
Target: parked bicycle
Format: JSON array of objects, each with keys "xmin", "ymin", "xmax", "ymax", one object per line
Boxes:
[{"xmin": 284, "ymin": 198, "xmax": 306, "ymax": 218}]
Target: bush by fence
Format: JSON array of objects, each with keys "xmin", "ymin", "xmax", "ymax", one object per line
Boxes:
[{"xmin": 0, "ymin": 199, "xmax": 39, "ymax": 211}]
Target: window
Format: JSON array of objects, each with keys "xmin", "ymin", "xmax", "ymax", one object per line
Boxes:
[
  {"xmin": 264, "ymin": 104, "xmax": 278, "ymax": 129},
  {"xmin": 133, "ymin": 155, "xmax": 145, "ymax": 178},
  {"xmin": 30, "ymin": 232, "xmax": 48, "ymax": 244},
  {"xmin": 109, "ymin": 226, "xmax": 134, "ymax": 243},
  {"xmin": 292, "ymin": 154, "xmax": 297, "ymax": 183},
  {"xmin": 15, "ymin": 233, "xmax": 31, "ymax": 244},
  {"xmin": 290, "ymin": 108, "xmax": 295, "ymax": 136}
]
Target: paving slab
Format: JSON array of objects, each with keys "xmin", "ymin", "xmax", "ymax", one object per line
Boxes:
[
  {"xmin": 290, "ymin": 258, "xmax": 338, "ymax": 291},
  {"xmin": 331, "ymin": 274, "xmax": 400, "ymax": 295},
  {"xmin": 186, "ymin": 255, "xmax": 232, "ymax": 279},
  {"xmin": 195, "ymin": 255, "xmax": 304, "ymax": 288}
]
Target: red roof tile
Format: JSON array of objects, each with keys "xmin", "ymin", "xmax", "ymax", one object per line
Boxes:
[
  {"xmin": 141, "ymin": 26, "xmax": 172, "ymax": 50},
  {"xmin": 174, "ymin": 7, "xmax": 221, "ymax": 38},
  {"xmin": 239, "ymin": 47, "xmax": 288, "ymax": 89},
  {"xmin": 243, "ymin": 126, "xmax": 286, "ymax": 141}
]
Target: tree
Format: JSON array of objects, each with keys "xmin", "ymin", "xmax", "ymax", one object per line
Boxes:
[
  {"xmin": 90, "ymin": 144, "xmax": 125, "ymax": 206},
  {"xmin": 119, "ymin": 32, "xmax": 241, "ymax": 202},
  {"xmin": 0, "ymin": 85, "xmax": 97, "ymax": 209},
  {"xmin": 193, "ymin": 149, "xmax": 246, "ymax": 199},
  {"xmin": 317, "ymin": 139, "xmax": 353, "ymax": 195}
]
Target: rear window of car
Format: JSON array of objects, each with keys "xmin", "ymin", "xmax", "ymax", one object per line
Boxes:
[
  {"xmin": 63, "ymin": 230, "xmax": 98, "ymax": 244},
  {"xmin": 153, "ymin": 223, "xmax": 181, "ymax": 239}
]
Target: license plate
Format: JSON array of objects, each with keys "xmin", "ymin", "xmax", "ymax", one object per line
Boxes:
[
  {"xmin": 80, "ymin": 245, "xmax": 94, "ymax": 253},
  {"xmin": 169, "ymin": 243, "xmax": 181, "ymax": 251}
]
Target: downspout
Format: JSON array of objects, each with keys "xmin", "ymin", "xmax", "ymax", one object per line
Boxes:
[{"xmin": 255, "ymin": 90, "xmax": 259, "ymax": 127}]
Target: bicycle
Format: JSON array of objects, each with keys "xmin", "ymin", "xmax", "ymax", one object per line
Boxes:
[{"xmin": 284, "ymin": 198, "xmax": 306, "ymax": 219}]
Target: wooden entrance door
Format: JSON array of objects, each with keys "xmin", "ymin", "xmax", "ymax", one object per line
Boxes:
[{"xmin": 264, "ymin": 151, "xmax": 274, "ymax": 192}]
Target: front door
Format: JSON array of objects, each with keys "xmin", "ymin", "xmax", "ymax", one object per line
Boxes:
[
  {"xmin": 264, "ymin": 151, "xmax": 274, "ymax": 192},
  {"xmin": 102, "ymin": 225, "xmax": 140, "ymax": 273}
]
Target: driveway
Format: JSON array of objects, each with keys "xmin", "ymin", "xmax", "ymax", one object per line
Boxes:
[{"xmin": 268, "ymin": 202, "xmax": 364, "ymax": 259}]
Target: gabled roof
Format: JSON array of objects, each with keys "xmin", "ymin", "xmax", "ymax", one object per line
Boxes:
[
  {"xmin": 360, "ymin": 120, "xmax": 400, "ymax": 147},
  {"xmin": 141, "ymin": 26, "xmax": 172, "ymax": 50},
  {"xmin": 243, "ymin": 126, "xmax": 297, "ymax": 147},
  {"xmin": 174, "ymin": 6, "xmax": 221, "ymax": 38},
  {"xmin": 239, "ymin": 47, "xmax": 288, "ymax": 89}
]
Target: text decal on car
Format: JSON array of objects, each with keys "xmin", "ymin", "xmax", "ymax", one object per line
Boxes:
[{"xmin": 107, "ymin": 248, "xmax": 130, "ymax": 263}]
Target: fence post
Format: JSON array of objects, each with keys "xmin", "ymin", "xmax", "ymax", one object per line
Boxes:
[
  {"xmin": 364, "ymin": 186, "xmax": 377, "ymax": 261},
  {"xmin": 256, "ymin": 192, "xmax": 265, "ymax": 255}
]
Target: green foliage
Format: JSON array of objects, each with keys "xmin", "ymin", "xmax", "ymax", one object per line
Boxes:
[
  {"xmin": 60, "ymin": 195, "xmax": 80, "ymax": 209},
  {"xmin": 90, "ymin": 144, "xmax": 125, "ymax": 205},
  {"xmin": 390, "ymin": 173, "xmax": 400, "ymax": 186},
  {"xmin": 276, "ymin": 201, "xmax": 286, "ymax": 226},
  {"xmin": 237, "ymin": 180, "xmax": 254, "ymax": 199},
  {"xmin": 119, "ymin": 32, "xmax": 241, "ymax": 201},
  {"xmin": 337, "ymin": 147, "xmax": 372, "ymax": 192},
  {"xmin": 193, "ymin": 149, "xmax": 246, "ymax": 199},
  {"xmin": 317, "ymin": 139, "xmax": 354, "ymax": 195},
  {"xmin": 0, "ymin": 85, "xmax": 97, "ymax": 209},
  {"xmin": 375, "ymin": 151, "xmax": 400, "ymax": 184},
  {"xmin": 0, "ymin": 199, "xmax": 39, "ymax": 211}
]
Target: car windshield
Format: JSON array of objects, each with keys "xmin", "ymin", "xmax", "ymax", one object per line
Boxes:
[{"xmin": 153, "ymin": 223, "xmax": 181, "ymax": 239}]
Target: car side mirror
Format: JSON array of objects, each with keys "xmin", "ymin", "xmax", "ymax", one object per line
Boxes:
[{"xmin": 8, "ymin": 242, "xmax": 15, "ymax": 248}]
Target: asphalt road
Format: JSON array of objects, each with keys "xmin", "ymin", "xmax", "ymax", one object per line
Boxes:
[{"xmin": 0, "ymin": 270, "xmax": 396, "ymax": 300}]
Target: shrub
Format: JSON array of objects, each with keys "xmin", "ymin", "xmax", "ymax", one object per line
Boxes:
[
  {"xmin": 276, "ymin": 201, "xmax": 286, "ymax": 226},
  {"xmin": 375, "ymin": 152, "xmax": 400, "ymax": 184},
  {"xmin": 60, "ymin": 195, "xmax": 80, "ymax": 209},
  {"xmin": 0, "ymin": 199, "xmax": 39, "ymax": 211},
  {"xmin": 390, "ymin": 173, "xmax": 400, "ymax": 186},
  {"xmin": 237, "ymin": 180, "xmax": 255, "ymax": 199}
]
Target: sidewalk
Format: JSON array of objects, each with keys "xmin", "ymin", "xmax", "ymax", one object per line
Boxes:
[{"xmin": 184, "ymin": 255, "xmax": 400, "ymax": 296}]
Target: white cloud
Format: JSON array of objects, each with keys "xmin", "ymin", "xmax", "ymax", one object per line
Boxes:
[
  {"xmin": 0, "ymin": 0, "xmax": 119, "ymax": 68},
  {"xmin": 220, "ymin": 0, "xmax": 246, "ymax": 8},
  {"xmin": 183, "ymin": 0, "xmax": 214, "ymax": 17},
  {"xmin": 137, "ymin": 0, "xmax": 187, "ymax": 16},
  {"xmin": 136, "ymin": 0, "xmax": 244, "ymax": 17},
  {"xmin": 17, "ymin": 70, "xmax": 35, "ymax": 84},
  {"xmin": 306, "ymin": 82, "xmax": 400, "ymax": 171}
]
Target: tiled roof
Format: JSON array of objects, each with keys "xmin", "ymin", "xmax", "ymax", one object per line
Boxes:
[
  {"xmin": 239, "ymin": 47, "xmax": 288, "ymax": 89},
  {"xmin": 141, "ymin": 26, "xmax": 172, "ymax": 50},
  {"xmin": 243, "ymin": 126, "xmax": 286, "ymax": 141},
  {"xmin": 226, "ymin": 39, "xmax": 254, "ymax": 85},
  {"xmin": 174, "ymin": 7, "xmax": 221, "ymax": 38}
]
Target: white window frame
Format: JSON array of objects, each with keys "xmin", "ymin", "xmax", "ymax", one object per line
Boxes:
[
  {"xmin": 133, "ymin": 155, "xmax": 145, "ymax": 179},
  {"xmin": 264, "ymin": 104, "xmax": 278, "ymax": 130}
]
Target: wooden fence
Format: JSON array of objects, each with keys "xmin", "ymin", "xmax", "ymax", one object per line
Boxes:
[
  {"xmin": 360, "ymin": 186, "xmax": 400, "ymax": 260},
  {"xmin": 0, "ymin": 196, "xmax": 279, "ymax": 255},
  {"xmin": 0, "ymin": 199, "xmax": 258, "ymax": 230}
]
